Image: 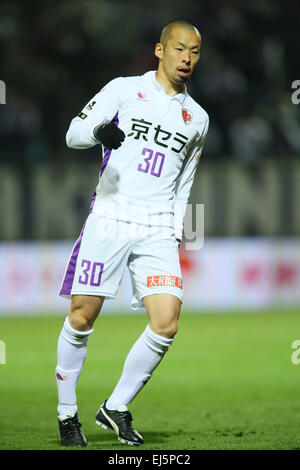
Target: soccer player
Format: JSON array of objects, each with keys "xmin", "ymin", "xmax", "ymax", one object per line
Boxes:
[{"xmin": 56, "ymin": 20, "xmax": 209, "ymax": 447}]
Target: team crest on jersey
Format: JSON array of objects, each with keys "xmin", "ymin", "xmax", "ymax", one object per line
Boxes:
[{"xmin": 182, "ymin": 108, "xmax": 193, "ymax": 125}]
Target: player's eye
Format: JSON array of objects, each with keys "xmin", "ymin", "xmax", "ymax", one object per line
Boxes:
[
  {"xmin": 192, "ymin": 51, "xmax": 199, "ymax": 55},
  {"xmin": 175, "ymin": 48, "xmax": 183, "ymax": 51}
]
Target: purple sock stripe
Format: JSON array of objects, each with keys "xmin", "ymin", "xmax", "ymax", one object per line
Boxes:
[{"xmin": 100, "ymin": 113, "xmax": 119, "ymax": 177}]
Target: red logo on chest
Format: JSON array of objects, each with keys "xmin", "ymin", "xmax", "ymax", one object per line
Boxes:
[{"xmin": 182, "ymin": 108, "xmax": 193, "ymax": 124}]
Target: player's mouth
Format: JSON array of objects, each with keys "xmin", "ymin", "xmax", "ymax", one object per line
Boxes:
[{"xmin": 177, "ymin": 67, "xmax": 191, "ymax": 79}]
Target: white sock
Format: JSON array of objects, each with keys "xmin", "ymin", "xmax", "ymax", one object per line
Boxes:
[
  {"xmin": 55, "ymin": 316, "xmax": 93, "ymax": 417},
  {"xmin": 105, "ymin": 325, "xmax": 174, "ymax": 410}
]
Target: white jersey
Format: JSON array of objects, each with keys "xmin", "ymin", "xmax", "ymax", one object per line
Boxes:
[{"xmin": 66, "ymin": 70, "xmax": 209, "ymax": 240}]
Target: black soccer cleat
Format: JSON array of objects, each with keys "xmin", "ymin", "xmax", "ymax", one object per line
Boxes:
[
  {"xmin": 95, "ymin": 400, "xmax": 143, "ymax": 446},
  {"xmin": 58, "ymin": 411, "xmax": 87, "ymax": 447}
]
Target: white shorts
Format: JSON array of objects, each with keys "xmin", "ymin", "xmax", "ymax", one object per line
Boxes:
[{"xmin": 59, "ymin": 213, "xmax": 183, "ymax": 310}]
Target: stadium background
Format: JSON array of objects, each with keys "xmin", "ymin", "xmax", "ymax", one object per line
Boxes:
[
  {"xmin": 1, "ymin": 0, "xmax": 300, "ymax": 451},
  {"xmin": 0, "ymin": 0, "xmax": 299, "ymax": 313}
]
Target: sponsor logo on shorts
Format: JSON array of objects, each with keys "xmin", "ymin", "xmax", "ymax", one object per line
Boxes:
[
  {"xmin": 147, "ymin": 275, "xmax": 183, "ymax": 289},
  {"xmin": 78, "ymin": 112, "xmax": 87, "ymax": 119}
]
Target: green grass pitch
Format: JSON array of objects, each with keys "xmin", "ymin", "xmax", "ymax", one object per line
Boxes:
[{"xmin": 1, "ymin": 309, "xmax": 300, "ymax": 450}]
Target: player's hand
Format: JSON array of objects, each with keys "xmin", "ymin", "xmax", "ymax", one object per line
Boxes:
[{"xmin": 93, "ymin": 122, "xmax": 125, "ymax": 150}]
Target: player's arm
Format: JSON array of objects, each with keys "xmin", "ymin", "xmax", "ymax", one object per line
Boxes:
[
  {"xmin": 66, "ymin": 77, "xmax": 125, "ymax": 150},
  {"xmin": 174, "ymin": 116, "xmax": 209, "ymax": 244}
]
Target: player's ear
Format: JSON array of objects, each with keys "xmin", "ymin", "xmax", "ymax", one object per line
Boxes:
[{"xmin": 154, "ymin": 43, "xmax": 163, "ymax": 60}]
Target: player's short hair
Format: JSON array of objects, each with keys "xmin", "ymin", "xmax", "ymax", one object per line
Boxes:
[{"xmin": 160, "ymin": 20, "xmax": 200, "ymax": 49}]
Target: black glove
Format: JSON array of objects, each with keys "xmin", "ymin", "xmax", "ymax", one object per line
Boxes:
[{"xmin": 93, "ymin": 122, "xmax": 125, "ymax": 150}]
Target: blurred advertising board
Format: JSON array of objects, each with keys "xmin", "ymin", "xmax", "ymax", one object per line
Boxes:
[{"xmin": 0, "ymin": 239, "xmax": 299, "ymax": 314}]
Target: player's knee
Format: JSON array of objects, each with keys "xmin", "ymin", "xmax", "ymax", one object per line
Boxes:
[
  {"xmin": 69, "ymin": 312, "xmax": 93, "ymax": 331},
  {"xmin": 69, "ymin": 306, "xmax": 96, "ymax": 331},
  {"xmin": 164, "ymin": 322, "xmax": 178, "ymax": 339},
  {"xmin": 151, "ymin": 319, "xmax": 178, "ymax": 339},
  {"xmin": 69, "ymin": 296, "xmax": 102, "ymax": 331}
]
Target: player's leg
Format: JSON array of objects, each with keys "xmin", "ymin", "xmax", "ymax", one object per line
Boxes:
[
  {"xmin": 96, "ymin": 293, "xmax": 181, "ymax": 446},
  {"xmin": 56, "ymin": 294, "xmax": 104, "ymax": 446},
  {"xmin": 68, "ymin": 293, "xmax": 105, "ymax": 330},
  {"xmin": 104, "ymin": 234, "xmax": 182, "ymax": 406},
  {"xmin": 56, "ymin": 294, "xmax": 104, "ymax": 416},
  {"xmin": 95, "ymin": 233, "xmax": 182, "ymax": 445},
  {"xmin": 57, "ymin": 215, "xmax": 133, "ymax": 445},
  {"xmin": 143, "ymin": 292, "xmax": 181, "ymax": 338},
  {"xmin": 103, "ymin": 293, "xmax": 180, "ymax": 408}
]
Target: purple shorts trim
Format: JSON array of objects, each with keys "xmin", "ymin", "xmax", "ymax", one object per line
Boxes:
[
  {"xmin": 59, "ymin": 191, "xmax": 96, "ymax": 296},
  {"xmin": 59, "ymin": 224, "xmax": 86, "ymax": 296}
]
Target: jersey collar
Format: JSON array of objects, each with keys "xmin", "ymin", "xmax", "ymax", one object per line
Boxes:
[{"xmin": 143, "ymin": 70, "xmax": 188, "ymax": 106}]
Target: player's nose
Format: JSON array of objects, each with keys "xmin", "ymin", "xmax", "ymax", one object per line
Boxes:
[{"xmin": 182, "ymin": 54, "xmax": 191, "ymax": 65}]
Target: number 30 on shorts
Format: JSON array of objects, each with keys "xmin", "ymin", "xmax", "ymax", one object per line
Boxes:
[{"xmin": 78, "ymin": 259, "xmax": 104, "ymax": 286}]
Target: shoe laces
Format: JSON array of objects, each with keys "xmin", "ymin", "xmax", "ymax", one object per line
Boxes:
[
  {"xmin": 117, "ymin": 410, "xmax": 134, "ymax": 427},
  {"xmin": 62, "ymin": 415, "xmax": 82, "ymax": 437}
]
